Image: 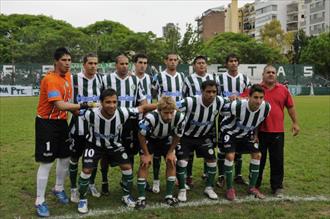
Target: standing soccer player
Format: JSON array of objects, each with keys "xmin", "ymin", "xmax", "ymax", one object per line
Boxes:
[
  {"xmin": 69, "ymin": 53, "xmax": 104, "ymax": 203},
  {"xmin": 151, "ymin": 53, "xmax": 185, "ymax": 193},
  {"xmin": 182, "ymin": 55, "xmax": 217, "ymax": 188},
  {"xmin": 221, "ymin": 84, "xmax": 271, "ymax": 201},
  {"xmin": 256, "ymin": 65, "xmax": 299, "ymax": 197},
  {"xmin": 76, "ymin": 88, "xmax": 156, "ymax": 213},
  {"xmin": 133, "ymin": 54, "xmax": 153, "ymax": 104},
  {"xmin": 101, "ymin": 55, "xmax": 147, "ymax": 195},
  {"xmin": 34, "ymin": 47, "xmax": 95, "ymax": 217},
  {"xmin": 176, "ymin": 80, "xmax": 229, "ymax": 202},
  {"xmin": 136, "ymin": 96, "xmax": 185, "ymax": 209},
  {"xmin": 216, "ymin": 53, "xmax": 251, "ymax": 188}
]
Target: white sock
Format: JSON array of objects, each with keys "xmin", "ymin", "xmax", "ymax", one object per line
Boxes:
[
  {"xmin": 36, "ymin": 162, "xmax": 53, "ymax": 205},
  {"xmin": 54, "ymin": 158, "xmax": 70, "ymax": 191}
]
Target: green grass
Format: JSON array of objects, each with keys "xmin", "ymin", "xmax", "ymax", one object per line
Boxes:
[{"xmin": 0, "ymin": 96, "xmax": 329, "ymax": 218}]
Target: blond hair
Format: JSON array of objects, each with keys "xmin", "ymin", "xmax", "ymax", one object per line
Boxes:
[{"xmin": 157, "ymin": 96, "xmax": 177, "ymax": 111}]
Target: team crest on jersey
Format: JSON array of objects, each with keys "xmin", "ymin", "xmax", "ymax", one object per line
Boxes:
[
  {"xmin": 122, "ymin": 152, "xmax": 128, "ymax": 159},
  {"xmin": 208, "ymin": 149, "xmax": 214, "ymax": 155},
  {"xmin": 117, "ymin": 125, "xmax": 122, "ymax": 130},
  {"xmin": 131, "ymin": 84, "xmax": 136, "ymax": 90}
]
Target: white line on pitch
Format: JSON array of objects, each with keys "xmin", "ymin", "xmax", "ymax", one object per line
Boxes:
[{"xmin": 51, "ymin": 195, "xmax": 330, "ymax": 219}]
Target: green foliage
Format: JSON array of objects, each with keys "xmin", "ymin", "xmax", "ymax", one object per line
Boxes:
[
  {"xmin": 300, "ymin": 32, "xmax": 330, "ymax": 78},
  {"xmin": 202, "ymin": 32, "xmax": 287, "ymax": 64},
  {"xmin": 260, "ymin": 20, "xmax": 285, "ymax": 50},
  {"xmin": 178, "ymin": 24, "xmax": 202, "ymax": 64}
]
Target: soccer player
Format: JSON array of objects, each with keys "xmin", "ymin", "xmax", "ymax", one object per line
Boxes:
[
  {"xmin": 77, "ymin": 88, "xmax": 156, "ymax": 213},
  {"xmin": 216, "ymin": 53, "xmax": 251, "ymax": 188},
  {"xmin": 151, "ymin": 53, "xmax": 185, "ymax": 193},
  {"xmin": 220, "ymin": 84, "xmax": 271, "ymax": 201},
  {"xmin": 69, "ymin": 53, "xmax": 104, "ymax": 203},
  {"xmin": 182, "ymin": 55, "xmax": 217, "ymax": 187},
  {"xmin": 101, "ymin": 55, "xmax": 147, "ymax": 195},
  {"xmin": 135, "ymin": 96, "xmax": 185, "ymax": 209},
  {"xmin": 256, "ymin": 65, "xmax": 299, "ymax": 197},
  {"xmin": 176, "ymin": 80, "xmax": 229, "ymax": 202},
  {"xmin": 34, "ymin": 47, "xmax": 95, "ymax": 217}
]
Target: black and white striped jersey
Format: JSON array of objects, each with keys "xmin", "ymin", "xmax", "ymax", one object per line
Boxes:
[
  {"xmin": 221, "ymin": 99, "xmax": 271, "ymax": 138},
  {"xmin": 103, "ymin": 72, "xmax": 146, "ymax": 107},
  {"xmin": 152, "ymin": 71, "xmax": 185, "ymax": 102},
  {"xmin": 182, "ymin": 73, "xmax": 217, "ymax": 97},
  {"xmin": 217, "ymin": 72, "xmax": 250, "ymax": 97},
  {"xmin": 178, "ymin": 95, "xmax": 230, "ymax": 137},
  {"xmin": 70, "ymin": 72, "xmax": 104, "ymax": 136},
  {"xmin": 83, "ymin": 107, "xmax": 139, "ymax": 148},
  {"xmin": 139, "ymin": 110, "xmax": 185, "ymax": 139}
]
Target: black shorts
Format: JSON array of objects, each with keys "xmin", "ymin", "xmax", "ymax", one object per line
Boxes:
[
  {"xmin": 35, "ymin": 117, "xmax": 72, "ymax": 163},
  {"xmin": 122, "ymin": 118, "xmax": 140, "ymax": 156},
  {"xmin": 82, "ymin": 142, "xmax": 130, "ymax": 169},
  {"xmin": 70, "ymin": 134, "xmax": 87, "ymax": 159},
  {"xmin": 219, "ymin": 133, "xmax": 260, "ymax": 154},
  {"xmin": 140, "ymin": 137, "xmax": 171, "ymax": 158},
  {"xmin": 176, "ymin": 135, "xmax": 216, "ymax": 160}
]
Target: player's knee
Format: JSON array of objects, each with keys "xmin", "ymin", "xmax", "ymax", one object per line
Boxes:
[
  {"xmin": 252, "ymin": 152, "xmax": 261, "ymax": 160},
  {"xmin": 177, "ymin": 159, "xmax": 188, "ymax": 168},
  {"xmin": 120, "ymin": 163, "xmax": 132, "ymax": 171},
  {"xmin": 82, "ymin": 168, "xmax": 93, "ymax": 175},
  {"xmin": 225, "ymin": 153, "xmax": 235, "ymax": 161}
]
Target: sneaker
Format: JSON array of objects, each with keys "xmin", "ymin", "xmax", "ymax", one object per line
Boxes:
[
  {"xmin": 101, "ymin": 182, "xmax": 109, "ymax": 196},
  {"xmin": 70, "ymin": 188, "xmax": 79, "ymax": 203},
  {"xmin": 152, "ymin": 180, "xmax": 160, "ymax": 193},
  {"xmin": 204, "ymin": 187, "xmax": 218, "ymax": 200},
  {"xmin": 177, "ymin": 189, "xmax": 187, "ymax": 202},
  {"xmin": 89, "ymin": 184, "xmax": 101, "ymax": 198},
  {"xmin": 186, "ymin": 176, "xmax": 194, "ymax": 188},
  {"xmin": 248, "ymin": 187, "xmax": 266, "ymax": 199},
  {"xmin": 225, "ymin": 188, "xmax": 236, "ymax": 201},
  {"xmin": 78, "ymin": 199, "xmax": 88, "ymax": 214},
  {"xmin": 165, "ymin": 197, "xmax": 179, "ymax": 207},
  {"xmin": 234, "ymin": 175, "xmax": 248, "ymax": 185},
  {"xmin": 36, "ymin": 202, "xmax": 50, "ymax": 217},
  {"xmin": 201, "ymin": 173, "xmax": 208, "ymax": 181},
  {"xmin": 273, "ymin": 188, "xmax": 284, "ymax": 198},
  {"xmin": 145, "ymin": 181, "xmax": 153, "ymax": 192},
  {"xmin": 185, "ymin": 183, "xmax": 191, "ymax": 191},
  {"xmin": 216, "ymin": 176, "xmax": 225, "ymax": 188},
  {"xmin": 122, "ymin": 195, "xmax": 136, "ymax": 208},
  {"xmin": 135, "ymin": 198, "xmax": 146, "ymax": 210},
  {"xmin": 52, "ymin": 189, "xmax": 69, "ymax": 204}
]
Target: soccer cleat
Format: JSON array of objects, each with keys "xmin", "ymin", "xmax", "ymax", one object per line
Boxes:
[
  {"xmin": 121, "ymin": 195, "xmax": 136, "ymax": 208},
  {"xmin": 165, "ymin": 197, "xmax": 179, "ymax": 207},
  {"xmin": 177, "ymin": 189, "xmax": 187, "ymax": 202},
  {"xmin": 273, "ymin": 188, "xmax": 284, "ymax": 198},
  {"xmin": 186, "ymin": 176, "xmax": 194, "ymax": 188},
  {"xmin": 52, "ymin": 189, "xmax": 69, "ymax": 204},
  {"xmin": 248, "ymin": 187, "xmax": 266, "ymax": 199},
  {"xmin": 78, "ymin": 199, "xmax": 88, "ymax": 214},
  {"xmin": 216, "ymin": 176, "xmax": 225, "ymax": 188},
  {"xmin": 36, "ymin": 202, "xmax": 50, "ymax": 217},
  {"xmin": 135, "ymin": 198, "xmax": 146, "ymax": 210},
  {"xmin": 145, "ymin": 181, "xmax": 153, "ymax": 192},
  {"xmin": 89, "ymin": 184, "xmax": 101, "ymax": 198},
  {"xmin": 234, "ymin": 175, "xmax": 248, "ymax": 185},
  {"xmin": 101, "ymin": 182, "xmax": 109, "ymax": 196},
  {"xmin": 152, "ymin": 180, "xmax": 160, "ymax": 194},
  {"xmin": 70, "ymin": 188, "xmax": 79, "ymax": 203},
  {"xmin": 225, "ymin": 188, "xmax": 236, "ymax": 201},
  {"xmin": 204, "ymin": 187, "xmax": 218, "ymax": 200}
]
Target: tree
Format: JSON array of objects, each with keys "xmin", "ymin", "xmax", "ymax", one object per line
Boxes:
[
  {"xmin": 201, "ymin": 32, "xmax": 287, "ymax": 64},
  {"xmin": 300, "ymin": 32, "xmax": 330, "ymax": 79},
  {"xmin": 178, "ymin": 23, "xmax": 202, "ymax": 64},
  {"xmin": 260, "ymin": 20, "xmax": 285, "ymax": 50},
  {"xmin": 163, "ymin": 23, "xmax": 181, "ymax": 54}
]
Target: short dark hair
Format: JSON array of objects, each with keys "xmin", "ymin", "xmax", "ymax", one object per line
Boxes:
[
  {"xmin": 115, "ymin": 55, "xmax": 128, "ymax": 64},
  {"xmin": 225, "ymin": 53, "xmax": 239, "ymax": 64},
  {"xmin": 201, "ymin": 80, "xmax": 218, "ymax": 91},
  {"xmin": 83, "ymin": 53, "xmax": 98, "ymax": 64},
  {"xmin": 100, "ymin": 88, "xmax": 117, "ymax": 102},
  {"xmin": 193, "ymin": 55, "xmax": 207, "ymax": 65},
  {"xmin": 249, "ymin": 84, "xmax": 264, "ymax": 96},
  {"xmin": 54, "ymin": 47, "xmax": 71, "ymax": 61},
  {"xmin": 133, "ymin": 53, "xmax": 148, "ymax": 63}
]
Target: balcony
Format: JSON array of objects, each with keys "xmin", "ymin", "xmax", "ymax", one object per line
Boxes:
[
  {"xmin": 310, "ymin": 28, "xmax": 325, "ymax": 35},
  {"xmin": 287, "ymin": 16, "xmax": 298, "ymax": 24},
  {"xmin": 310, "ymin": 4, "xmax": 325, "ymax": 13},
  {"xmin": 310, "ymin": 16, "xmax": 325, "ymax": 25}
]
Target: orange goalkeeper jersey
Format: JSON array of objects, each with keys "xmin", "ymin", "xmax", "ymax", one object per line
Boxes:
[{"xmin": 37, "ymin": 71, "xmax": 72, "ymax": 120}]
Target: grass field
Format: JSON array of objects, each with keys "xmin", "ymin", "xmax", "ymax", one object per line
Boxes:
[{"xmin": 0, "ymin": 96, "xmax": 329, "ymax": 218}]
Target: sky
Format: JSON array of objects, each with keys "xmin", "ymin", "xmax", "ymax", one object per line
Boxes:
[{"xmin": 1, "ymin": 0, "xmax": 254, "ymax": 37}]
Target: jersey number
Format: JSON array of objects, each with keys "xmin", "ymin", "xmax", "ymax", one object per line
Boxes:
[
  {"xmin": 84, "ymin": 149, "xmax": 95, "ymax": 158},
  {"xmin": 46, "ymin": 141, "xmax": 51, "ymax": 151}
]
